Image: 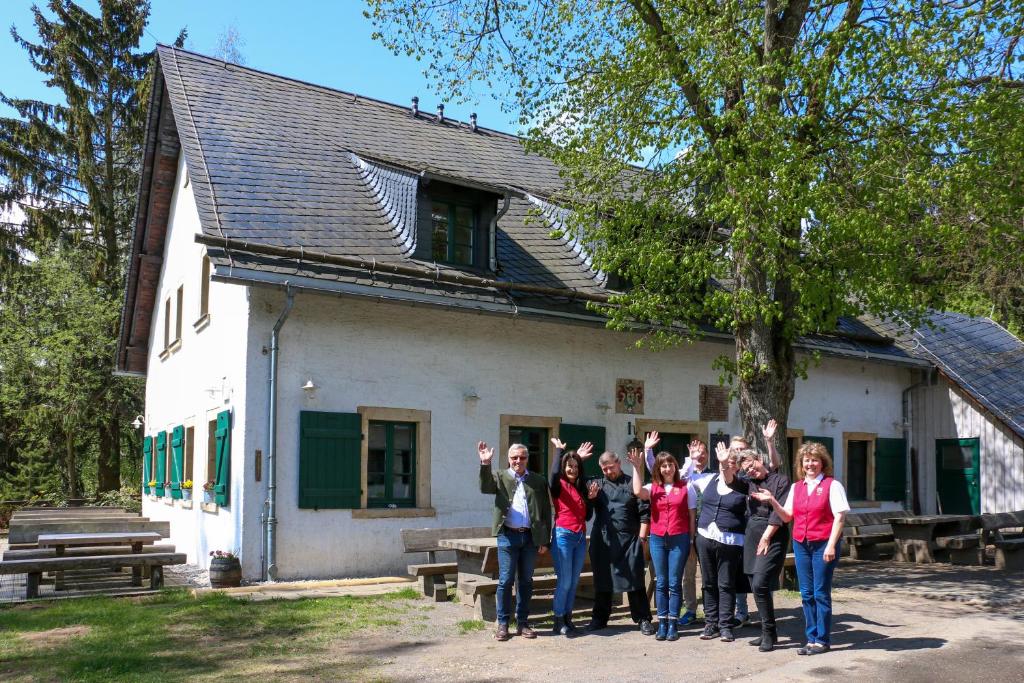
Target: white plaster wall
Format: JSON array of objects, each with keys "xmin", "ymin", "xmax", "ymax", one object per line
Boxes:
[
  {"xmin": 242, "ymin": 288, "xmax": 913, "ymax": 579},
  {"xmin": 141, "ymin": 153, "xmax": 252, "ymax": 569},
  {"xmin": 911, "ymin": 379, "xmax": 1024, "ymax": 514}
]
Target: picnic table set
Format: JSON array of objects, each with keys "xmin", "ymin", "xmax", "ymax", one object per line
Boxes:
[{"xmin": 0, "ymin": 506, "xmax": 185, "ymax": 599}]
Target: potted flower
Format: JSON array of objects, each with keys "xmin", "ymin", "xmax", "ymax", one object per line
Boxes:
[
  {"xmin": 163, "ymin": 481, "xmax": 171, "ymax": 497},
  {"xmin": 147, "ymin": 480, "xmax": 157, "ymax": 494},
  {"xmin": 181, "ymin": 480, "xmax": 194, "ymax": 501},
  {"xmin": 209, "ymin": 550, "xmax": 241, "ymax": 587},
  {"xmin": 202, "ymin": 480, "xmax": 216, "ymax": 504}
]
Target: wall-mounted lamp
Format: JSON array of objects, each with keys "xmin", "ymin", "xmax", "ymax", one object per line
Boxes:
[
  {"xmin": 463, "ymin": 390, "xmax": 481, "ymax": 402},
  {"xmin": 302, "ymin": 379, "xmax": 317, "ymax": 399},
  {"xmin": 820, "ymin": 411, "xmax": 839, "ymax": 426},
  {"xmin": 131, "ymin": 415, "xmax": 145, "ymax": 430},
  {"xmin": 595, "ymin": 401, "xmax": 611, "ymax": 413}
]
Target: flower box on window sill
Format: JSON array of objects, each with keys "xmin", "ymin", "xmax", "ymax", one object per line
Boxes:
[{"xmin": 178, "ymin": 498, "xmax": 193, "ymax": 510}]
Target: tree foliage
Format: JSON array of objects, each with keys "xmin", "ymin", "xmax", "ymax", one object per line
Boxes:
[
  {"xmin": 0, "ymin": 0, "xmax": 152, "ymax": 498},
  {"xmin": 366, "ymin": 0, "xmax": 1024, "ymax": 449}
]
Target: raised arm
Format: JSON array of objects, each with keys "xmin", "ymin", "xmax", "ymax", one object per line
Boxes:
[
  {"xmin": 762, "ymin": 419, "xmax": 781, "ymax": 471},
  {"xmin": 644, "ymin": 430, "xmax": 660, "ymax": 472},
  {"xmin": 549, "ymin": 438, "xmax": 565, "ymax": 483},
  {"xmin": 478, "ymin": 441, "xmax": 497, "ymax": 494},
  {"xmin": 627, "ymin": 448, "xmax": 650, "ymax": 500}
]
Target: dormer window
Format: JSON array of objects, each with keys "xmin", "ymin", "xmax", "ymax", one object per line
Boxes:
[{"xmin": 431, "ymin": 201, "xmax": 475, "ymax": 266}]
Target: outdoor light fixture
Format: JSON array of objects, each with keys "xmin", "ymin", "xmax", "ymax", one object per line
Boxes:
[
  {"xmin": 463, "ymin": 389, "xmax": 481, "ymax": 402},
  {"xmin": 131, "ymin": 415, "xmax": 144, "ymax": 430},
  {"xmin": 302, "ymin": 379, "xmax": 316, "ymax": 392},
  {"xmin": 595, "ymin": 401, "xmax": 611, "ymax": 413}
]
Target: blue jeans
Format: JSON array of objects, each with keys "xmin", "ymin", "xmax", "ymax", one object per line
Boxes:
[
  {"xmin": 496, "ymin": 527, "xmax": 538, "ymax": 625},
  {"xmin": 793, "ymin": 538, "xmax": 841, "ymax": 645},
  {"xmin": 552, "ymin": 527, "xmax": 586, "ymax": 617},
  {"xmin": 649, "ymin": 532, "xmax": 690, "ymax": 619}
]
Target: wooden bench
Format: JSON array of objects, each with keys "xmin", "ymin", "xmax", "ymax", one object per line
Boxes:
[
  {"xmin": 7, "ymin": 520, "xmax": 169, "ymax": 545},
  {"xmin": 0, "ymin": 552, "xmax": 186, "ymax": 599},
  {"xmin": 843, "ymin": 510, "xmax": 913, "ymax": 560},
  {"xmin": 3, "ymin": 544, "xmax": 177, "ymax": 561},
  {"xmin": 937, "ymin": 510, "xmax": 1024, "ymax": 567},
  {"xmin": 467, "ymin": 572, "xmax": 596, "ymax": 621},
  {"xmin": 400, "ymin": 526, "xmax": 490, "ymax": 601}
]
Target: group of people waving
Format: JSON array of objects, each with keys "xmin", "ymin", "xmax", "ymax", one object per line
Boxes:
[{"xmin": 477, "ymin": 421, "xmax": 849, "ymax": 656}]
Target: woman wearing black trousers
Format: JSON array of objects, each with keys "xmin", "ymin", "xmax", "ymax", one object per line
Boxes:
[
  {"xmin": 737, "ymin": 449, "xmax": 791, "ymax": 651},
  {"xmin": 695, "ymin": 443, "xmax": 750, "ymax": 642}
]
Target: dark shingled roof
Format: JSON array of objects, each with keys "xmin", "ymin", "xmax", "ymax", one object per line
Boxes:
[{"xmin": 132, "ymin": 45, "xmax": 927, "ymax": 367}]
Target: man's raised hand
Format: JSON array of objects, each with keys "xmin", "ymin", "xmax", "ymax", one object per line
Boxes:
[
  {"xmin": 477, "ymin": 441, "xmax": 494, "ymax": 465},
  {"xmin": 762, "ymin": 419, "xmax": 778, "ymax": 441},
  {"xmin": 715, "ymin": 440, "xmax": 730, "ymax": 463},
  {"xmin": 644, "ymin": 430, "xmax": 660, "ymax": 450},
  {"xmin": 578, "ymin": 442, "xmax": 594, "ymax": 460}
]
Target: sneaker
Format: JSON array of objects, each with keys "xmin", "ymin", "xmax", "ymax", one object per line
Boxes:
[
  {"xmin": 679, "ymin": 611, "xmax": 697, "ymax": 626},
  {"xmin": 494, "ymin": 623, "xmax": 510, "ymax": 641},
  {"xmin": 797, "ymin": 643, "xmax": 830, "ymax": 655},
  {"xmin": 720, "ymin": 627, "xmax": 735, "ymax": 642},
  {"xmin": 699, "ymin": 624, "xmax": 720, "ymax": 640},
  {"xmin": 639, "ymin": 619, "xmax": 656, "ymax": 636}
]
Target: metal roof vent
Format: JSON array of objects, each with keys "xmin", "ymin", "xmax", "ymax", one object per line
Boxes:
[
  {"xmin": 411, "ymin": 96, "xmax": 419, "ymax": 117},
  {"xmin": 470, "ymin": 113, "xmax": 477, "ymax": 132},
  {"xmin": 437, "ymin": 103, "xmax": 445, "ymax": 123}
]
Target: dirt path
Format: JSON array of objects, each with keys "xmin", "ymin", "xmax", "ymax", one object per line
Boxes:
[{"xmin": 331, "ymin": 587, "xmax": 1024, "ymax": 682}]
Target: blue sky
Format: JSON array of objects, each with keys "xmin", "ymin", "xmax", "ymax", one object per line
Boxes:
[{"xmin": 1, "ymin": 0, "xmax": 519, "ymax": 133}]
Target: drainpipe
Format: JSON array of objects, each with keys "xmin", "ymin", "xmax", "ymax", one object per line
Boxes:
[
  {"xmin": 902, "ymin": 370, "xmax": 930, "ymax": 513},
  {"xmin": 265, "ymin": 284, "xmax": 295, "ymax": 581},
  {"xmin": 490, "ymin": 193, "xmax": 511, "ymax": 272}
]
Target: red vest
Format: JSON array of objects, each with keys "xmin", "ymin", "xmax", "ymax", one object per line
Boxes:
[
  {"xmin": 650, "ymin": 481, "xmax": 690, "ymax": 536},
  {"xmin": 792, "ymin": 477, "xmax": 835, "ymax": 542}
]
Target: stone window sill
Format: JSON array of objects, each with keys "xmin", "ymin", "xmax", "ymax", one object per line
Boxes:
[
  {"xmin": 200, "ymin": 501, "xmax": 219, "ymax": 514},
  {"xmin": 158, "ymin": 348, "xmax": 170, "ymax": 362},
  {"xmin": 163, "ymin": 496, "xmax": 174, "ymax": 506},
  {"xmin": 849, "ymin": 500, "xmax": 883, "ymax": 508},
  {"xmin": 193, "ymin": 314, "xmax": 210, "ymax": 333},
  {"xmin": 351, "ymin": 507, "xmax": 436, "ymax": 520},
  {"xmin": 178, "ymin": 499, "xmax": 193, "ymax": 509},
  {"xmin": 168, "ymin": 338, "xmax": 182, "ymax": 353}
]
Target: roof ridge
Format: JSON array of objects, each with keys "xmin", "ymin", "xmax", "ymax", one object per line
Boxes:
[{"xmin": 154, "ymin": 44, "xmax": 527, "ymax": 144}]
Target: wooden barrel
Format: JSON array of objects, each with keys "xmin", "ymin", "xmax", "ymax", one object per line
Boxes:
[{"xmin": 209, "ymin": 557, "xmax": 242, "ymax": 587}]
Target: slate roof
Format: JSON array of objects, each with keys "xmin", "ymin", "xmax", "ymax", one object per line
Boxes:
[
  {"xmin": 868, "ymin": 313, "xmax": 1024, "ymax": 439},
  {"xmin": 125, "ymin": 45, "xmax": 926, "ymax": 368}
]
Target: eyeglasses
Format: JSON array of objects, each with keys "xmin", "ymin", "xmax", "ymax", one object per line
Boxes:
[{"xmin": 509, "ymin": 455, "xmax": 527, "ymax": 461}]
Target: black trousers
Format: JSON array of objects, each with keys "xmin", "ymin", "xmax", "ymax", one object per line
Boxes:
[
  {"xmin": 696, "ymin": 534, "xmax": 744, "ymax": 630},
  {"xmin": 749, "ymin": 528, "xmax": 790, "ymax": 631},
  {"xmin": 592, "ymin": 589, "xmax": 652, "ymax": 625}
]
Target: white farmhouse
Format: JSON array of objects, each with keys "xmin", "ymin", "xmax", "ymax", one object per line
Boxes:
[{"xmin": 116, "ymin": 47, "xmax": 1024, "ymax": 581}]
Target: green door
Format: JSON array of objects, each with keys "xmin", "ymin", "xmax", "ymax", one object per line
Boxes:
[
  {"xmin": 559, "ymin": 423, "xmax": 606, "ymax": 480},
  {"xmin": 936, "ymin": 438, "xmax": 980, "ymax": 515}
]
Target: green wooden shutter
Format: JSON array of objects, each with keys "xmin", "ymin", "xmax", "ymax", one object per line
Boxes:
[
  {"xmin": 142, "ymin": 436, "xmax": 153, "ymax": 493},
  {"xmin": 874, "ymin": 437, "xmax": 907, "ymax": 502},
  {"xmin": 299, "ymin": 411, "xmax": 362, "ymax": 509},
  {"xmin": 803, "ymin": 436, "xmax": 834, "ymax": 455},
  {"xmin": 214, "ymin": 410, "xmax": 231, "ymax": 506},
  {"xmin": 155, "ymin": 431, "xmax": 167, "ymax": 494},
  {"xmin": 559, "ymin": 423, "xmax": 606, "ymax": 480},
  {"xmin": 170, "ymin": 425, "xmax": 185, "ymax": 499}
]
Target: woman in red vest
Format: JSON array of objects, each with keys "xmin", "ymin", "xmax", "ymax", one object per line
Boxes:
[
  {"xmin": 627, "ymin": 446, "xmax": 696, "ymax": 642},
  {"xmin": 549, "ymin": 438, "xmax": 595, "ymax": 637},
  {"xmin": 752, "ymin": 441, "xmax": 849, "ymax": 655}
]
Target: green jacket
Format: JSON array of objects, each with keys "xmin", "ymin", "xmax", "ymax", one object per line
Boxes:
[{"xmin": 480, "ymin": 464, "xmax": 553, "ymax": 548}]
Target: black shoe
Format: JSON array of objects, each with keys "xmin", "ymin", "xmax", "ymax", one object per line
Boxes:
[
  {"xmin": 666, "ymin": 618, "xmax": 679, "ymax": 642},
  {"xmin": 639, "ymin": 619, "xmax": 655, "ymax": 636},
  {"xmin": 585, "ymin": 620, "xmax": 606, "ymax": 632},
  {"xmin": 553, "ymin": 616, "xmax": 568, "ymax": 636},
  {"xmin": 720, "ymin": 627, "xmax": 735, "ymax": 642},
  {"xmin": 699, "ymin": 624, "xmax": 720, "ymax": 640},
  {"xmin": 748, "ymin": 635, "xmax": 763, "ymax": 646},
  {"xmin": 758, "ymin": 627, "xmax": 777, "ymax": 653},
  {"xmin": 564, "ymin": 616, "xmax": 579, "ymax": 633}
]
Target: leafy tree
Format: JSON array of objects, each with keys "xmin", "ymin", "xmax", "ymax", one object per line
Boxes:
[
  {"xmin": 0, "ymin": 0, "xmax": 152, "ymax": 492},
  {"xmin": 366, "ymin": 1, "xmax": 1024, "ymax": 451}
]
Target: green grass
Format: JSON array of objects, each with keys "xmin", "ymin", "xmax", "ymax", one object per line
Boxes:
[
  {"xmin": 456, "ymin": 619, "xmax": 486, "ymax": 634},
  {"xmin": 0, "ymin": 588, "xmax": 423, "ymax": 682}
]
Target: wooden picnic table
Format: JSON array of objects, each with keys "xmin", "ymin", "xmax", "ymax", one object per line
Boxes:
[
  {"xmin": 36, "ymin": 531, "xmax": 164, "ymax": 590},
  {"xmin": 886, "ymin": 514, "xmax": 976, "ymax": 563}
]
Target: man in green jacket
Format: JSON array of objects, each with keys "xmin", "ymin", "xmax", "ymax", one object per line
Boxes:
[{"xmin": 478, "ymin": 440, "xmax": 553, "ymax": 641}]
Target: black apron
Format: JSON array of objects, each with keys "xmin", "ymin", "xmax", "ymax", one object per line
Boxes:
[{"xmin": 588, "ymin": 474, "xmax": 647, "ymax": 592}]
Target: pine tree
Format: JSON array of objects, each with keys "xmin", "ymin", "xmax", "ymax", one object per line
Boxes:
[{"xmin": 0, "ymin": 0, "xmax": 153, "ymax": 494}]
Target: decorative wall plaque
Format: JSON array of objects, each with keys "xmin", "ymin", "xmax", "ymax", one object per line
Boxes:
[
  {"xmin": 615, "ymin": 379, "xmax": 645, "ymax": 414},
  {"xmin": 699, "ymin": 384, "xmax": 730, "ymax": 422}
]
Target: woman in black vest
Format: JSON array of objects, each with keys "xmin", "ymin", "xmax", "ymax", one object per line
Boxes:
[{"xmin": 696, "ymin": 443, "xmax": 750, "ymax": 642}]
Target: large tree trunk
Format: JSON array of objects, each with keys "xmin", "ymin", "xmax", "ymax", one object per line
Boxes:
[
  {"xmin": 65, "ymin": 430, "xmax": 80, "ymax": 499},
  {"xmin": 96, "ymin": 418, "xmax": 120, "ymax": 492}
]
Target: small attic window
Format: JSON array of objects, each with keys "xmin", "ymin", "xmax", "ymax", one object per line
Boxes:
[{"xmin": 430, "ymin": 201, "xmax": 475, "ymax": 266}]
